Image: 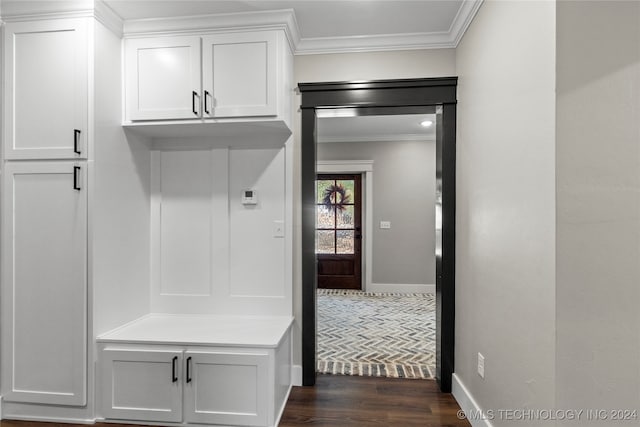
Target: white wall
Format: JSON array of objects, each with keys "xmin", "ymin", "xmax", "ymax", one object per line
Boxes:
[
  {"xmin": 556, "ymin": 2, "xmax": 640, "ymax": 424},
  {"xmin": 149, "ymin": 146, "xmax": 289, "ymax": 316},
  {"xmin": 454, "ymin": 1, "xmax": 556, "ymax": 424},
  {"xmin": 292, "ymin": 48, "xmax": 456, "ymax": 375},
  {"xmin": 92, "ymin": 21, "xmax": 151, "ymax": 336},
  {"xmin": 317, "ymin": 139, "xmax": 436, "ymax": 288}
]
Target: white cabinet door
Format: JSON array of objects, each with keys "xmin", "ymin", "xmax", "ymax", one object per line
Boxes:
[
  {"xmin": 202, "ymin": 31, "xmax": 277, "ymax": 118},
  {"xmin": 1, "ymin": 161, "xmax": 87, "ymax": 406},
  {"xmin": 101, "ymin": 349, "xmax": 183, "ymax": 423},
  {"xmin": 184, "ymin": 351, "xmax": 269, "ymax": 426},
  {"xmin": 126, "ymin": 36, "xmax": 202, "ymax": 121},
  {"xmin": 3, "ymin": 19, "xmax": 88, "ymax": 159}
]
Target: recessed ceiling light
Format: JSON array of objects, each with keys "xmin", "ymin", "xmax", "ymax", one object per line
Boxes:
[{"xmin": 420, "ymin": 120, "xmax": 433, "ymax": 128}]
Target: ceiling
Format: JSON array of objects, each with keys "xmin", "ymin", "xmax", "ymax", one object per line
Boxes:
[
  {"xmin": 103, "ymin": 0, "xmax": 483, "ymax": 54},
  {"xmin": 317, "ymin": 114, "xmax": 436, "ymax": 144}
]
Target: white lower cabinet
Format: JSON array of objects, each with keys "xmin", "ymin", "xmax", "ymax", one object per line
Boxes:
[
  {"xmin": 101, "ymin": 346, "xmax": 270, "ymax": 426},
  {"xmin": 185, "ymin": 351, "xmax": 269, "ymax": 426},
  {"xmin": 101, "ymin": 349, "xmax": 183, "ymax": 423}
]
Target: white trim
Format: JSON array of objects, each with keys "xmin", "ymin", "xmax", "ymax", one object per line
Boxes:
[
  {"xmin": 0, "ymin": 10, "xmax": 94, "ymax": 22},
  {"xmin": 0, "ymin": 415, "xmax": 96, "ymax": 424},
  {"xmin": 449, "ymin": 0, "xmax": 484, "ymax": 46},
  {"xmin": 452, "ymin": 373, "xmax": 495, "ymax": 427},
  {"xmin": 274, "ymin": 385, "xmax": 293, "ymax": 427},
  {"xmin": 317, "ymin": 160, "xmax": 373, "ymax": 173},
  {"xmin": 94, "ymin": 0, "xmax": 124, "ymax": 37},
  {"xmin": 318, "ymin": 135, "xmax": 435, "ymax": 144},
  {"xmin": 0, "ymin": 1, "xmax": 482, "ymax": 54},
  {"xmin": 317, "ymin": 161, "xmax": 374, "ymax": 292},
  {"xmin": 122, "ymin": 9, "xmax": 300, "ymax": 54},
  {"xmin": 295, "ymin": 0, "xmax": 483, "ymax": 54},
  {"xmin": 369, "ymin": 283, "xmax": 434, "ymax": 294},
  {"xmin": 296, "ymin": 31, "xmax": 455, "ymax": 55},
  {"xmin": 291, "ymin": 365, "xmax": 302, "ymax": 386}
]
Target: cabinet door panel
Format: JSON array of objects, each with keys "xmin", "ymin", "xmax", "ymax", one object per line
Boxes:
[
  {"xmin": 3, "ymin": 19, "xmax": 88, "ymax": 159},
  {"xmin": 1, "ymin": 161, "xmax": 87, "ymax": 406},
  {"xmin": 202, "ymin": 31, "xmax": 277, "ymax": 118},
  {"xmin": 101, "ymin": 349, "xmax": 183, "ymax": 422},
  {"xmin": 184, "ymin": 351, "xmax": 269, "ymax": 426},
  {"xmin": 126, "ymin": 36, "xmax": 202, "ymax": 120}
]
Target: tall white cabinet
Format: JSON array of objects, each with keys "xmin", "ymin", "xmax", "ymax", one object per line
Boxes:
[
  {"xmin": 1, "ymin": 3, "xmax": 152, "ymax": 423},
  {"xmin": 1, "ymin": 18, "xmax": 90, "ymax": 407},
  {"xmin": 0, "ymin": 5, "xmax": 295, "ymax": 427}
]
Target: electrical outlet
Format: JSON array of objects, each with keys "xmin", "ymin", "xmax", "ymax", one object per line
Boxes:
[{"xmin": 477, "ymin": 353, "xmax": 485, "ymax": 378}]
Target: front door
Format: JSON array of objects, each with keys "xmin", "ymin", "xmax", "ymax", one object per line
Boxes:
[{"xmin": 316, "ymin": 174, "xmax": 362, "ymax": 289}]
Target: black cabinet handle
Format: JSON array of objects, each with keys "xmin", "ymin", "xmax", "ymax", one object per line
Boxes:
[
  {"xmin": 186, "ymin": 356, "xmax": 192, "ymax": 383},
  {"xmin": 204, "ymin": 90, "xmax": 211, "ymax": 115},
  {"xmin": 73, "ymin": 166, "xmax": 81, "ymax": 191},
  {"xmin": 192, "ymin": 91, "xmax": 199, "ymax": 116},
  {"xmin": 73, "ymin": 129, "xmax": 81, "ymax": 155},
  {"xmin": 171, "ymin": 356, "xmax": 178, "ymax": 382}
]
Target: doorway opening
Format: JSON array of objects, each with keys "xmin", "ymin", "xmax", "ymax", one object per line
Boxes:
[
  {"xmin": 314, "ymin": 113, "xmax": 437, "ymax": 379},
  {"xmin": 299, "ymin": 78, "xmax": 457, "ymax": 392}
]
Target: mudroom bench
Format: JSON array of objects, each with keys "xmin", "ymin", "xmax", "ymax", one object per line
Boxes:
[{"xmin": 97, "ymin": 314, "xmax": 293, "ymax": 427}]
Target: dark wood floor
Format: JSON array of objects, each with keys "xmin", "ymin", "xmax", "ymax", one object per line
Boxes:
[
  {"xmin": 0, "ymin": 375, "xmax": 470, "ymax": 427},
  {"xmin": 279, "ymin": 374, "xmax": 471, "ymax": 427}
]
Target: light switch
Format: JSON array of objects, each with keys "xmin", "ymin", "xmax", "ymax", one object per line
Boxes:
[
  {"xmin": 273, "ymin": 220, "xmax": 285, "ymax": 238},
  {"xmin": 380, "ymin": 221, "xmax": 391, "ymax": 229}
]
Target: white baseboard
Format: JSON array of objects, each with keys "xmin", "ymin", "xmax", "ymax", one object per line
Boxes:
[
  {"xmin": 0, "ymin": 414, "xmax": 96, "ymax": 424},
  {"xmin": 291, "ymin": 365, "xmax": 302, "ymax": 386},
  {"xmin": 369, "ymin": 283, "xmax": 435, "ymax": 293},
  {"xmin": 452, "ymin": 373, "xmax": 494, "ymax": 427}
]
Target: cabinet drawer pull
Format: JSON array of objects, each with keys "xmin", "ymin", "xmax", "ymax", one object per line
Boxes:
[
  {"xmin": 204, "ymin": 90, "xmax": 211, "ymax": 115},
  {"xmin": 192, "ymin": 91, "xmax": 199, "ymax": 116},
  {"xmin": 186, "ymin": 356, "xmax": 192, "ymax": 383},
  {"xmin": 73, "ymin": 166, "xmax": 81, "ymax": 191},
  {"xmin": 172, "ymin": 356, "xmax": 178, "ymax": 382},
  {"xmin": 73, "ymin": 129, "xmax": 81, "ymax": 155}
]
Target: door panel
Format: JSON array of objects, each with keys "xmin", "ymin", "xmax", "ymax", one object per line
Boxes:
[
  {"xmin": 101, "ymin": 349, "xmax": 183, "ymax": 422},
  {"xmin": 125, "ymin": 36, "xmax": 202, "ymax": 120},
  {"xmin": 4, "ymin": 19, "xmax": 88, "ymax": 159},
  {"xmin": 202, "ymin": 31, "xmax": 277, "ymax": 118},
  {"xmin": 184, "ymin": 351, "xmax": 269, "ymax": 426},
  {"xmin": 1, "ymin": 161, "xmax": 87, "ymax": 406},
  {"xmin": 316, "ymin": 174, "xmax": 362, "ymax": 289}
]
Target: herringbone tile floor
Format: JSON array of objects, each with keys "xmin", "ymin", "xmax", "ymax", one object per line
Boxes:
[{"xmin": 317, "ymin": 289, "xmax": 435, "ymax": 379}]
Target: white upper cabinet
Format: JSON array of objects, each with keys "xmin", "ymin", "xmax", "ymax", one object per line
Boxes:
[
  {"xmin": 202, "ymin": 31, "xmax": 277, "ymax": 118},
  {"xmin": 125, "ymin": 36, "xmax": 202, "ymax": 121},
  {"xmin": 125, "ymin": 30, "xmax": 283, "ymax": 122},
  {"xmin": 3, "ymin": 19, "xmax": 88, "ymax": 160}
]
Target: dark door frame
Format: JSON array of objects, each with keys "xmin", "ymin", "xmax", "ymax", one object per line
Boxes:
[{"xmin": 298, "ymin": 77, "xmax": 457, "ymax": 392}]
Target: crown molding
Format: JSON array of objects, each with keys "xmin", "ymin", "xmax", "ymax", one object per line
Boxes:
[
  {"xmin": 94, "ymin": 0, "xmax": 123, "ymax": 37},
  {"xmin": 295, "ymin": 0, "xmax": 483, "ymax": 55},
  {"xmin": 0, "ymin": 0, "xmax": 123, "ymax": 36},
  {"xmin": 0, "ymin": 9, "xmax": 93, "ymax": 22},
  {"xmin": 122, "ymin": 8, "xmax": 300, "ymax": 53},
  {"xmin": 449, "ymin": 0, "xmax": 484, "ymax": 46},
  {"xmin": 296, "ymin": 31, "xmax": 455, "ymax": 55},
  {"xmin": 0, "ymin": 0, "xmax": 481, "ymax": 55}
]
